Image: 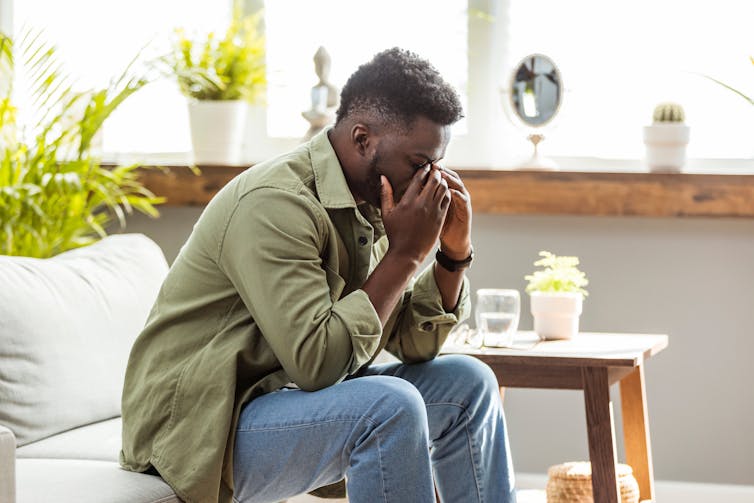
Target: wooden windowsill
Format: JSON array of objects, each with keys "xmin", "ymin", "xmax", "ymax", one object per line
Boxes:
[{"xmin": 135, "ymin": 165, "xmax": 754, "ymax": 218}]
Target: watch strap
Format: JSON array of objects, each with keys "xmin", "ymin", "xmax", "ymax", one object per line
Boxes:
[{"xmin": 435, "ymin": 247, "xmax": 474, "ymax": 272}]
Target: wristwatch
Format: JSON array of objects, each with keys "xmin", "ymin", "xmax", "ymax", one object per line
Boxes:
[{"xmin": 435, "ymin": 246, "xmax": 474, "ymax": 272}]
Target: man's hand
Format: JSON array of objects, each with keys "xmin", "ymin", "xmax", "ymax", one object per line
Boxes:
[
  {"xmin": 436, "ymin": 165, "xmax": 472, "ymax": 260},
  {"xmin": 380, "ymin": 165, "xmax": 451, "ymax": 265},
  {"xmin": 361, "ymin": 166, "xmax": 451, "ymax": 326}
]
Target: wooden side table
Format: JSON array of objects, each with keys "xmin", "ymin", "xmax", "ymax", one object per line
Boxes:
[{"xmin": 442, "ymin": 332, "xmax": 668, "ymax": 503}]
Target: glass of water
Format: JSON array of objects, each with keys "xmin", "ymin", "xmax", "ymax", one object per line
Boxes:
[{"xmin": 475, "ymin": 289, "xmax": 520, "ymax": 347}]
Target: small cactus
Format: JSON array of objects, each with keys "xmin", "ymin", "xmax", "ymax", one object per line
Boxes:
[{"xmin": 652, "ymin": 102, "xmax": 685, "ymax": 123}]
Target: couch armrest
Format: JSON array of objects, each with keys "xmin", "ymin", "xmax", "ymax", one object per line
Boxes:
[{"xmin": 0, "ymin": 424, "xmax": 16, "ymax": 503}]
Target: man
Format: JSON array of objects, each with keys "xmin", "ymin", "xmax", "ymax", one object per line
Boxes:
[{"xmin": 121, "ymin": 48, "xmax": 516, "ymax": 503}]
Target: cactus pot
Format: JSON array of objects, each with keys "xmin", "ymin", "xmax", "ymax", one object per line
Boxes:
[
  {"xmin": 530, "ymin": 291, "xmax": 583, "ymax": 340},
  {"xmin": 643, "ymin": 123, "xmax": 690, "ymax": 173}
]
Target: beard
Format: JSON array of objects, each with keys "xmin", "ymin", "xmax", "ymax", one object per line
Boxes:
[
  {"xmin": 365, "ymin": 152, "xmax": 384, "ymax": 207},
  {"xmin": 367, "ymin": 151, "xmax": 413, "ymax": 208}
]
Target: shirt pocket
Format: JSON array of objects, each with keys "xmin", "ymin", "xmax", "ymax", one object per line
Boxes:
[{"xmin": 324, "ymin": 265, "xmax": 346, "ymax": 302}]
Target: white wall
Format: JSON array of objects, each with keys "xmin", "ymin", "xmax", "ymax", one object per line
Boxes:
[
  {"xmin": 0, "ymin": 0, "xmax": 13, "ymax": 34},
  {"xmin": 124, "ymin": 207, "xmax": 754, "ymax": 486}
]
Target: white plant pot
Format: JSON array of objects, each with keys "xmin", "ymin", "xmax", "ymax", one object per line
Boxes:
[
  {"xmin": 530, "ymin": 291, "xmax": 583, "ymax": 340},
  {"xmin": 642, "ymin": 123, "xmax": 690, "ymax": 173},
  {"xmin": 188, "ymin": 100, "xmax": 248, "ymax": 165}
]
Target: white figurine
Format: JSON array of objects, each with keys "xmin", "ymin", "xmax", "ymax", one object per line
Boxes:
[{"xmin": 302, "ymin": 46, "xmax": 340, "ymax": 140}]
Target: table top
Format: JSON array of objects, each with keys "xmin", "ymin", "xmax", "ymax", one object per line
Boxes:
[{"xmin": 441, "ymin": 331, "xmax": 669, "ymax": 368}]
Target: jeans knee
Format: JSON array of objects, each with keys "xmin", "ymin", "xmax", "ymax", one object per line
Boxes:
[
  {"xmin": 437, "ymin": 354, "xmax": 500, "ymax": 404},
  {"xmin": 359, "ymin": 376, "xmax": 428, "ymax": 431}
]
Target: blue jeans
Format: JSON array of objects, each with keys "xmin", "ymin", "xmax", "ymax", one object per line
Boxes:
[{"xmin": 233, "ymin": 354, "xmax": 516, "ymax": 503}]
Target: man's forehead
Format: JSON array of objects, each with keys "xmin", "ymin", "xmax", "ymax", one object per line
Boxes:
[{"xmin": 392, "ymin": 119, "xmax": 450, "ymax": 156}]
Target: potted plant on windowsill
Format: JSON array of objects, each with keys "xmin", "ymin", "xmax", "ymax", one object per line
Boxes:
[
  {"xmin": 643, "ymin": 102, "xmax": 690, "ymax": 173},
  {"xmin": 163, "ymin": 10, "xmax": 266, "ymax": 165},
  {"xmin": 525, "ymin": 251, "xmax": 589, "ymax": 340}
]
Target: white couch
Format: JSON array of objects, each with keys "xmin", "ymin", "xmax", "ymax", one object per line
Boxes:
[{"xmin": 0, "ymin": 234, "xmax": 178, "ymax": 503}]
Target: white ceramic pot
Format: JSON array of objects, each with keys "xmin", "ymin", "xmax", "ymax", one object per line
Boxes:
[
  {"xmin": 187, "ymin": 100, "xmax": 248, "ymax": 165},
  {"xmin": 530, "ymin": 291, "xmax": 583, "ymax": 340},
  {"xmin": 642, "ymin": 123, "xmax": 690, "ymax": 173}
]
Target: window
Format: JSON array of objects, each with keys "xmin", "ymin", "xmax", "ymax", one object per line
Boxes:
[
  {"xmin": 263, "ymin": 0, "xmax": 467, "ymax": 138},
  {"xmin": 3, "ymin": 0, "xmax": 752, "ymax": 168},
  {"xmin": 8, "ymin": 0, "xmax": 232, "ymax": 155},
  {"xmin": 507, "ymin": 0, "xmax": 754, "ymax": 161}
]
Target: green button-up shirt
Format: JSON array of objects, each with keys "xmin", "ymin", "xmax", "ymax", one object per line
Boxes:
[{"xmin": 120, "ymin": 129, "xmax": 470, "ymax": 503}]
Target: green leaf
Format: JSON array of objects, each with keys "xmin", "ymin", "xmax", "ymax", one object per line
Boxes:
[
  {"xmin": 162, "ymin": 10, "xmax": 266, "ymax": 102},
  {"xmin": 0, "ymin": 29, "xmax": 163, "ymax": 258},
  {"xmin": 700, "ymin": 60, "xmax": 754, "ymax": 107},
  {"xmin": 703, "ymin": 74, "xmax": 754, "ymax": 106},
  {"xmin": 525, "ymin": 250, "xmax": 589, "ymax": 296}
]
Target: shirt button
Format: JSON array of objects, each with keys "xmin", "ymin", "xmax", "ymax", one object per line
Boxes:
[
  {"xmin": 358, "ymin": 236, "xmax": 368, "ymax": 246},
  {"xmin": 420, "ymin": 321, "xmax": 434, "ymax": 332}
]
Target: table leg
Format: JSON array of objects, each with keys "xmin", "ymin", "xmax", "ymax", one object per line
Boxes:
[
  {"xmin": 499, "ymin": 386, "xmax": 506, "ymax": 404},
  {"xmin": 620, "ymin": 364, "xmax": 655, "ymax": 501},
  {"xmin": 582, "ymin": 366, "xmax": 620, "ymax": 503}
]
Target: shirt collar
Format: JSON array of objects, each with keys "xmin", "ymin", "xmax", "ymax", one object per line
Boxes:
[
  {"xmin": 309, "ymin": 127, "xmax": 357, "ymax": 210},
  {"xmin": 309, "ymin": 128, "xmax": 385, "ymax": 238}
]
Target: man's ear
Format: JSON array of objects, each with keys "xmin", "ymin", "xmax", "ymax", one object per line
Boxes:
[{"xmin": 350, "ymin": 123, "xmax": 372, "ymax": 158}]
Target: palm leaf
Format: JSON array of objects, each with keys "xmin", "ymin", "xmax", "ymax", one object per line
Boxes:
[
  {"xmin": 703, "ymin": 74, "xmax": 754, "ymax": 106},
  {"xmin": 77, "ymin": 47, "xmax": 151, "ymax": 157},
  {"xmin": 0, "ymin": 30, "xmax": 162, "ymax": 258},
  {"xmin": 14, "ymin": 27, "xmax": 77, "ymax": 138},
  {"xmin": 0, "ymin": 34, "xmax": 13, "ymax": 96}
]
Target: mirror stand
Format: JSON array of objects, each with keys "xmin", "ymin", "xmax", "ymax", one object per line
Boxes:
[
  {"xmin": 505, "ymin": 53, "xmax": 563, "ymax": 171},
  {"xmin": 517, "ymin": 133, "xmax": 558, "ymax": 171}
]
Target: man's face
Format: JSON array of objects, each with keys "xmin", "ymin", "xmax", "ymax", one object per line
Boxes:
[{"xmin": 367, "ymin": 116, "xmax": 451, "ymax": 204}]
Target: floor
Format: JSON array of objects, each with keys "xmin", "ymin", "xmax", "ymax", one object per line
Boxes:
[
  {"xmin": 287, "ymin": 490, "xmax": 546, "ymax": 502},
  {"xmin": 287, "ymin": 479, "xmax": 754, "ymax": 502}
]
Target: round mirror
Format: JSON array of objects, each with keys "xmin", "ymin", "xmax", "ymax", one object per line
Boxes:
[{"xmin": 509, "ymin": 53, "xmax": 562, "ymax": 127}]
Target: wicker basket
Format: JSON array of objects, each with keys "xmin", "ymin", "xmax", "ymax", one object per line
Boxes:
[{"xmin": 546, "ymin": 461, "xmax": 640, "ymax": 503}]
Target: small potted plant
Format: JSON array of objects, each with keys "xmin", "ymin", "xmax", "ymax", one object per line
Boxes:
[
  {"xmin": 525, "ymin": 251, "xmax": 589, "ymax": 340},
  {"xmin": 642, "ymin": 102, "xmax": 690, "ymax": 173},
  {"xmin": 163, "ymin": 10, "xmax": 266, "ymax": 165}
]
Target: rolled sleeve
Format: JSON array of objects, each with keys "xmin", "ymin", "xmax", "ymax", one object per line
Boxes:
[
  {"xmin": 385, "ymin": 263, "xmax": 471, "ymax": 363},
  {"xmin": 331, "ymin": 289, "xmax": 383, "ymax": 374}
]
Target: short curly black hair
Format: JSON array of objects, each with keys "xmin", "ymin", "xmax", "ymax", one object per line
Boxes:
[{"xmin": 335, "ymin": 47, "xmax": 464, "ymax": 129}]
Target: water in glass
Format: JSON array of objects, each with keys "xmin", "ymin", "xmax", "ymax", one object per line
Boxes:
[{"xmin": 475, "ymin": 289, "xmax": 520, "ymax": 347}]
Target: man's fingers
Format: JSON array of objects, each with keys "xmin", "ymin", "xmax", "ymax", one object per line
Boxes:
[
  {"xmin": 439, "ymin": 168, "xmax": 467, "ymax": 193},
  {"xmin": 380, "ymin": 175, "xmax": 395, "ymax": 213},
  {"xmin": 439, "ymin": 165, "xmax": 461, "ymax": 180},
  {"xmin": 440, "ymin": 189, "xmax": 452, "ymax": 211},
  {"xmin": 420, "ymin": 167, "xmax": 442, "ymax": 200},
  {"xmin": 434, "ymin": 177, "xmax": 449, "ymax": 201},
  {"xmin": 449, "ymin": 188, "xmax": 469, "ymax": 203},
  {"xmin": 403, "ymin": 165, "xmax": 431, "ymax": 201}
]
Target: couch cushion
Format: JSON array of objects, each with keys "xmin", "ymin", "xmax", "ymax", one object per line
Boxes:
[
  {"xmin": 16, "ymin": 458, "xmax": 179, "ymax": 503},
  {"xmin": 16, "ymin": 417, "xmax": 122, "ymax": 461},
  {"xmin": 0, "ymin": 234, "xmax": 168, "ymax": 446}
]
